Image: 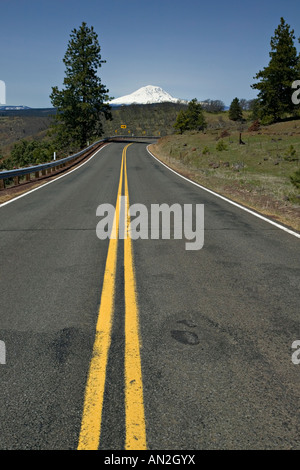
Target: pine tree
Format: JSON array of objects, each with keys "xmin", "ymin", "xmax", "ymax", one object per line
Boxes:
[
  {"xmin": 186, "ymin": 99, "xmax": 207, "ymax": 130},
  {"xmin": 174, "ymin": 99, "xmax": 206, "ymax": 133},
  {"xmin": 50, "ymin": 22, "xmax": 112, "ymax": 150},
  {"xmin": 173, "ymin": 109, "xmax": 189, "ymax": 134},
  {"xmin": 251, "ymin": 17, "xmax": 300, "ymax": 123},
  {"xmin": 228, "ymin": 98, "xmax": 243, "ymax": 121}
]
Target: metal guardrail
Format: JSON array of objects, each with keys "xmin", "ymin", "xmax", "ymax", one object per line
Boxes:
[
  {"xmin": 0, "ymin": 135, "xmax": 159, "ymax": 188},
  {"xmin": 0, "ymin": 137, "xmax": 109, "ymax": 181}
]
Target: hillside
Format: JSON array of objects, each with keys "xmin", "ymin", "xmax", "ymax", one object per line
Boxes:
[
  {"xmin": 101, "ymin": 102, "xmax": 188, "ymax": 137},
  {"xmin": 149, "ymin": 118, "xmax": 300, "ymax": 231},
  {"xmin": 0, "ymin": 114, "xmax": 54, "ymax": 158}
]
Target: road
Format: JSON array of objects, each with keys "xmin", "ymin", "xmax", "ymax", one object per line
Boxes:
[{"xmin": 0, "ymin": 141, "xmax": 299, "ymax": 450}]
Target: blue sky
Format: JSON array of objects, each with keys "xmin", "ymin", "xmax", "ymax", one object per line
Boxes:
[{"xmin": 1, "ymin": 0, "xmax": 300, "ymax": 107}]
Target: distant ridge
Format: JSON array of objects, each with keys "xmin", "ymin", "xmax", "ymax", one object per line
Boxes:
[
  {"xmin": 0, "ymin": 107, "xmax": 57, "ymax": 116},
  {"xmin": 0, "ymin": 105, "xmax": 31, "ymax": 110}
]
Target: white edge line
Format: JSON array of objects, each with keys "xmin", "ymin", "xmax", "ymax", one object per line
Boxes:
[
  {"xmin": 0, "ymin": 143, "xmax": 110, "ymax": 209},
  {"xmin": 146, "ymin": 145, "xmax": 300, "ymax": 239}
]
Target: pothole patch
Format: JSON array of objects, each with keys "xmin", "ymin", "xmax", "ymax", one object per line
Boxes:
[
  {"xmin": 176, "ymin": 319, "xmax": 197, "ymax": 328},
  {"xmin": 171, "ymin": 330, "xmax": 200, "ymax": 346}
]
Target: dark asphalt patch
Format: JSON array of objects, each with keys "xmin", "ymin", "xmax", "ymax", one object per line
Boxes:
[
  {"xmin": 177, "ymin": 319, "xmax": 197, "ymax": 328},
  {"xmin": 170, "ymin": 330, "xmax": 200, "ymax": 346}
]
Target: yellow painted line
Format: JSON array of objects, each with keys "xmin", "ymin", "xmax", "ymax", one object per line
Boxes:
[
  {"xmin": 77, "ymin": 143, "xmax": 146, "ymax": 450},
  {"xmin": 77, "ymin": 149, "xmax": 125, "ymax": 451},
  {"xmin": 123, "ymin": 146, "xmax": 147, "ymax": 450}
]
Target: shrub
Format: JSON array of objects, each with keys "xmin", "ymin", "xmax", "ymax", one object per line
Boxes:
[
  {"xmin": 220, "ymin": 129, "xmax": 230, "ymax": 138},
  {"xmin": 248, "ymin": 120, "xmax": 261, "ymax": 132},
  {"xmin": 290, "ymin": 169, "xmax": 300, "ymax": 190},
  {"xmin": 216, "ymin": 140, "xmax": 227, "ymax": 151},
  {"xmin": 10, "ymin": 140, "xmax": 55, "ymax": 167},
  {"xmin": 285, "ymin": 144, "xmax": 297, "ymax": 157}
]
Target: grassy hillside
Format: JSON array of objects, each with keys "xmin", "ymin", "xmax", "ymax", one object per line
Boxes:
[
  {"xmin": 150, "ymin": 118, "xmax": 300, "ymax": 231},
  {"xmin": 0, "ymin": 114, "xmax": 54, "ymax": 158},
  {"xmin": 101, "ymin": 102, "xmax": 188, "ymax": 137}
]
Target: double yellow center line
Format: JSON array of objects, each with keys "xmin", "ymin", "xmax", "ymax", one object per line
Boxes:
[{"xmin": 77, "ymin": 144, "xmax": 147, "ymax": 450}]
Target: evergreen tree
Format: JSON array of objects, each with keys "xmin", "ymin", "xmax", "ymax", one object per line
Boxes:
[
  {"xmin": 50, "ymin": 22, "xmax": 112, "ymax": 149},
  {"xmin": 186, "ymin": 99, "xmax": 207, "ymax": 130},
  {"xmin": 174, "ymin": 99, "xmax": 206, "ymax": 133},
  {"xmin": 228, "ymin": 98, "xmax": 243, "ymax": 121},
  {"xmin": 251, "ymin": 17, "xmax": 300, "ymax": 123},
  {"xmin": 173, "ymin": 109, "xmax": 189, "ymax": 134}
]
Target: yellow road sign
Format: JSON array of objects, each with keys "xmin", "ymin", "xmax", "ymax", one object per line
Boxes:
[{"xmin": 121, "ymin": 125, "xmax": 127, "ymax": 129}]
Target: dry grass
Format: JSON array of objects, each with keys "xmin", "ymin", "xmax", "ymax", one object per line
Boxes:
[{"xmin": 149, "ymin": 120, "xmax": 300, "ymax": 232}]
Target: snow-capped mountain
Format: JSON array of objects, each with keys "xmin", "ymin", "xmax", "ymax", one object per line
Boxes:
[{"xmin": 109, "ymin": 85, "xmax": 186, "ymax": 105}]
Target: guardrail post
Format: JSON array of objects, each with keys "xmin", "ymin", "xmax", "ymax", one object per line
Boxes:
[
  {"xmin": 26, "ymin": 173, "xmax": 31, "ymax": 182},
  {"xmin": 13, "ymin": 176, "xmax": 20, "ymax": 186},
  {"xmin": 0, "ymin": 179, "xmax": 5, "ymax": 190},
  {"xmin": 35, "ymin": 171, "xmax": 39, "ymax": 179}
]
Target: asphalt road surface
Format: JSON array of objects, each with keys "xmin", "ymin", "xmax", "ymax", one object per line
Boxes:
[{"xmin": 0, "ymin": 141, "xmax": 299, "ymax": 450}]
